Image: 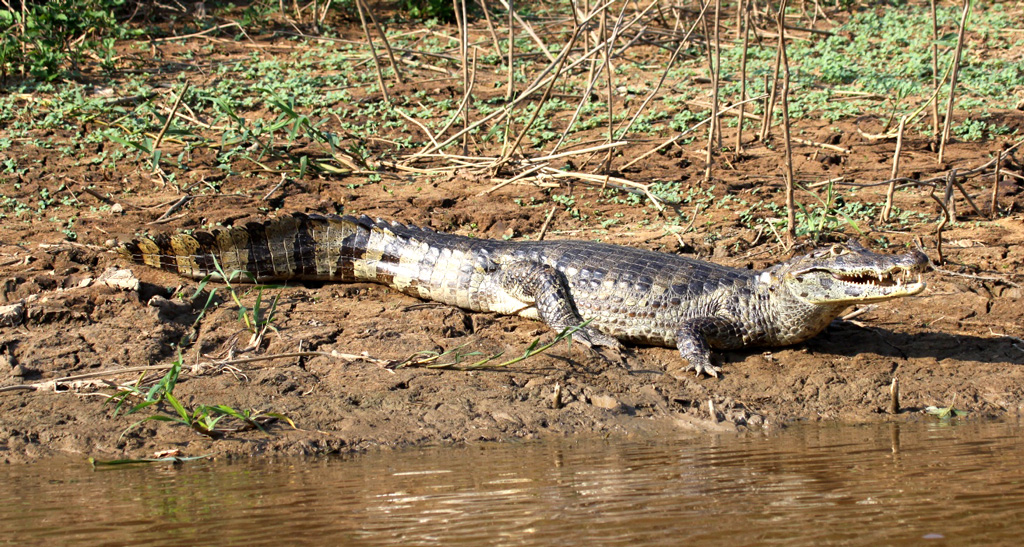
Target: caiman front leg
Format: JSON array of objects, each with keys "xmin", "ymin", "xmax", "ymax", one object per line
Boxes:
[
  {"xmin": 673, "ymin": 317, "xmax": 736, "ymax": 378},
  {"xmin": 497, "ymin": 261, "xmax": 622, "ymax": 351}
]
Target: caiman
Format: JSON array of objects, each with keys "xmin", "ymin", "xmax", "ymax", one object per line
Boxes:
[{"xmin": 119, "ymin": 213, "xmax": 927, "ymax": 377}]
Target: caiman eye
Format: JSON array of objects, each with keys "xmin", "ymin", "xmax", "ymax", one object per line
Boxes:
[{"xmin": 829, "ymin": 245, "xmax": 845, "ymax": 257}]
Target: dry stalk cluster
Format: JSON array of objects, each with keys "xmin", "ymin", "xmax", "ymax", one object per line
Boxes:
[
  {"xmin": 134, "ymin": 1, "xmax": 1019, "ymax": 256},
  {"xmin": 339, "ymin": 0, "xmax": 1016, "ymax": 252}
]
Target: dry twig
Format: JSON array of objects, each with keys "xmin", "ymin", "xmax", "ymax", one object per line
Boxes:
[
  {"xmin": 537, "ymin": 206, "xmax": 557, "ymax": 241},
  {"xmin": 938, "ymin": 0, "xmax": 971, "ymax": 164},
  {"xmin": 153, "ymin": 82, "xmax": 190, "ymax": 153},
  {"xmin": 990, "ymin": 150, "xmax": 1002, "ymax": 217},
  {"xmin": 777, "ymin": 1, "xmax": 796, "ymax": 244},
  {"xmin": 355, "ymin": 0, "xmax": 390, "ymax": 103},
  {"xmin": 704, "ymin": 0, "xmax": 722, "ymax": 182},
  {"xmin": 735, "ymin": 0, "xmax": 751, "ymax": 153},
  {"xmin": 881, "ymin": 116, "xmax": 907, "ymax": 222}
]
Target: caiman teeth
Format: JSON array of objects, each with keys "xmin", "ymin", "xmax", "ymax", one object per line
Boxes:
[
  {"xmin": 834, "ymin": 269, "xmax": 905, "ymax": 287},
  {"xmin": 833, "ymin": 267, "xmax": 925, "ymax": 289}
]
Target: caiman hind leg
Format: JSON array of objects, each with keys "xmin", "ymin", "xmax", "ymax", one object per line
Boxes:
[
  {"xmin": 497, "ymin": 261, "xmax": 622, "ymax": 351},
  {"xmin": 673, "ymin": 318, "xmax": 738, "ymax": 378}
]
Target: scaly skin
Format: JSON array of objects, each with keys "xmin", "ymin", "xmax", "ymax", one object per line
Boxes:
[{"xmin": 119, "ymin": 213, "xmax": 928, "ymax": 377}]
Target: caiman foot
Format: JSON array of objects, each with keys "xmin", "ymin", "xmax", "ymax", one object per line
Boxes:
[
  {"xmin": 674, "ymin": 322, "xmax": 722, "ymax": 378},
  {"xmin": 572, "ymin": 327, "xmax": 626, "ymax": 365},
  {"xmin": 571, "ymin": 326, "xmax": 622, "ymax": 350},
  {"xmin": 670, "ymin": 358, "xmax": 722, "ymax": 379}
]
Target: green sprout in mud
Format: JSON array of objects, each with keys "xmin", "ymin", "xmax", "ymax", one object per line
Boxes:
[
  {"xmin": 953, "ymin": 118, "xmax": 1013, "ymax": 142},
  {"xmin": 393, "ymin": 320, "xmax": 597, "ymax": 371},
  {"xmin": 925, "ymin": 395, "xmax": 969, "ymax": 421},
  {"xmin": 794, "ymin": 180, "xmax": 865, "ymax": 243},
  {"xmin": 751, "ymin": 181, "xmax": 867, "ymax": 244},
  {"xmin": 187, "ymin": 255, "xmax": 281, "ymax": 347},
  {"xmin": 109, "ymin": 350, "xmax": 295, "ymax": 440},
  {"xmin": 925, "ymin": 405, "xmax": 968, "ymax": 421}
]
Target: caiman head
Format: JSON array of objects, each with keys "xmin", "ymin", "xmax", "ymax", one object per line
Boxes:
[{"xmin": 768, "ymin": 240, "xmax": 928, "ymax": 305}]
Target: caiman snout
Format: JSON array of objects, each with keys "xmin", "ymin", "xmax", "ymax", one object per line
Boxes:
[{"xmin": 784, "ymin": 242, "xmax": 929, "ymax": 304}]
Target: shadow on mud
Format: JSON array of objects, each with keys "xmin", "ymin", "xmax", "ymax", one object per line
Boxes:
[{"xmin": 807, "ymin": 323, "xmax": 1022, "ymax": 365}]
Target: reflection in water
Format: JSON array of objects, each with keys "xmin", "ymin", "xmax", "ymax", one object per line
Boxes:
[{"xmin": 3, "ymin": 420, "xmax": 1024, "ymax": 545}]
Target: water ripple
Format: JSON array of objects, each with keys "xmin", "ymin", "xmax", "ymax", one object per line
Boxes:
[{"xmin": 3, "ymin": 420, "xmax": 1024, "ymax": 545}]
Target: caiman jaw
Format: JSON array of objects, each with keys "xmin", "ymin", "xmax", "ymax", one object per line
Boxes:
[
  {"xmin": 831, "ymin": 268, "xmax": 925, "ymax": 290},
  {"xmin": 794, "ymin": 264, "xmax": 927, "ymax": 304},
  {"xmin": 780, "ymin": 241, "xmax": 929, "ymax": 305}
]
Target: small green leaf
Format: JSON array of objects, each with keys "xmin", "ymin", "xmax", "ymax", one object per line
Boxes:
[
  {"xmin": 164, "ymin": 392, "xmax": 189, "ymax": 421},
  {"xmin": 925, "ymin": 404, "xmax": 968, "ymax": 420},
  {"xmin": 264, "ymin": 412, "xmax": 297, "ymax": 429}
]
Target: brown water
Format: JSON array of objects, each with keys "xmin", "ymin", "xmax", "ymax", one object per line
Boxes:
[{"xmin": 2, "ymin": 420, "xmax": 1024, "ymax": 546}]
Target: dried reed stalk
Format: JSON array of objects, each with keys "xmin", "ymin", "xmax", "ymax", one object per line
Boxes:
[
  {"xmin": 938, "ymin": 0, "xmax": 971, "ymax": 164},
  {"xmin": 990, "ymin": 150, "xmax": 1002, "ymax": 217},
  {"xmin": 153, "ymin": 82, "xmax": 190, "ymax": 152},
  {"xmin": 507, "ymin": 0, "xmax": 515, "ymax": 101},
  {"xmin": 613, "ymin": 0, "xmax": 692, "ymax": 137},
  {"xmin": 944, "ymin": 167, "xmax": 957, "ymax": 222},
  {"xmin": 355, "ymin": 0, "xmax": 390, "ymax": 103},
  {"xmin": 500, "ymin": 25, "xmax": 583, "ymax": 165},
  {"xmin": 554, "ymin": 1, "xmax": 657, "ymax": 154},
  {"xmin": 601, "ymin": 4, "xmax": 615, "ymax": 172},
  {"xmin": 408, "ymin": 1, "xmax": 616, "ymax": 160},
  {"xmin": 621, "ymin": 95, "xmax": 765, "ymax": 171},
  {"xmin": 777, "ymin": 0, "xmax": 795, "ymax": 244},
  {"xmin": 537, "ymin": 206, "xmax": 557, "ymax": 240},
  {"xmin": 430, "ymin": 49, "xmax": 478, "ymax": 141},
  {"xmin": 735, "ymin": 0, "xmax": 750, "ymax": 153},
  {"xmin": 791, "ymin": 137, "xmax": 849, "ymax": 154},
  {"xmin": 890, "ymin": 377, "xmax": 900, "ymax": 415},
  {"xmin": 930, "ymin": 171, "xmax": 954, "ymax": 264},
  {"xmin": 363, "ymin": 0, "xmax": 404, "ymax": 84},
  {"xmin": 495, "ymin": 0, "xmax": 557, "ymax": 63},
  {"xmin": 316, "ymin": 0, "xmax": 334, "ymax": 27},
  {"xmin": 881, "ymin": 116, "xmax": 907, "ymax": 223},
  {"xmin": 952, "ymin": 175, "xmax": 983, "ymax": 218},
  {"xmin": 476, "ymin": 0, "xmax": 503, "ymax": 55},
  {"xmin": 929, "ymin": 0, "xmax": 941, "ymax": 138},
  {"xmin": 704, "ymin": 0, "xmax": 722, "ymax": 183},
  {"xmin": 455, "ymin": 0, "xmax": 469, "ymax": 153},
  {"xmin": 759, "ymin": 24, "xmax": 784, "ymax": 142}
]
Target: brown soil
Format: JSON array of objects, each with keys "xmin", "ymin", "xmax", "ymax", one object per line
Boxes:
[{"xmin": 2, "ymin": 14, "xmax": 1024, "ymax": 464}]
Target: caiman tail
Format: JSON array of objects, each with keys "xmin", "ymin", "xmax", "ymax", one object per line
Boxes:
[{"xmin": 117, "ymin": 213, "xmax": 454, "ymax": 283}]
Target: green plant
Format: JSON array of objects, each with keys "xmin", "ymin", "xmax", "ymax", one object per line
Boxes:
[
  {"xmin": 194, "ymin": 255, "xmax": 281, "ymax": 348},
  {"xmin": 954, "ymin": 118, "xmax": 988, "ymax": 141},
  {"xmin": 792, "ymin": 181, "xmax": 866, "ymax": 242},
  {"xmin": 110, "ymin": 350, "xmax": 295, "ymax": 440},
  {"xmin": 137, "ymin": 394, "xmax": 294, "ymax": 439},
  {"xmin": 396, "ymin": 320, "xmax": 598, "ymax": 371},
  {"xmin": 953, "ymin": 118, "xmax": 1012, "ymax": 141},
  {"xmin": 108, "ymin": 350, "xmax": 185, "ymax": 417},
  {"xmin": 400, "ymin": 0, "xmax": 456, "ymax": 22},
  {"xmin": 925, "ymin": 402, "xmax": 968, "ymax": 421},
  {"xmin": 0, "ymin": 0, "xmax": 134, "ymax": 81}
]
